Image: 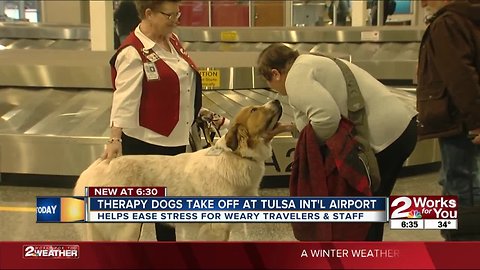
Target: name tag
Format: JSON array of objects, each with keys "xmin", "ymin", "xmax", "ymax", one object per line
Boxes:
[{"xmin": 144, "ymin": 62, "xmax": 159, "ymax": 81}]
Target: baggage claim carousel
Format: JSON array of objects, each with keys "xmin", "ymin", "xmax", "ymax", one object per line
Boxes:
[{"xmin": 0, "ymin": 23, "xmax": 440, "ymax": 185}]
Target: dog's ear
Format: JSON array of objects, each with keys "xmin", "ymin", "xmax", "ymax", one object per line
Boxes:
[
  {"xmin": 225, "ymin": 123, "xmax": 239, "ymax": 151},
  {"xmin": 225, "ymin": 124, "xmax": 249, "ymax": 151}
]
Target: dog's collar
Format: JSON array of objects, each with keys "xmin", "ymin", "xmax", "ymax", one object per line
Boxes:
[
  {"xmin": 239, "ymin": 155, "xmax": 257, "ymax": 162},
  {"xmin": 207, "ymin": 146, "xmax": 258, "ymax": 162}
]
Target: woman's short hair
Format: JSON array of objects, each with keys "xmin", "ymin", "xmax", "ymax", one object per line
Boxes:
[
  {"xmin": 135, "ymin": 0, "xmax": 181, "ymax": 19},
  {"xmin": 257, "ymin": 43, "xmax": 300, "ymax": 81}
]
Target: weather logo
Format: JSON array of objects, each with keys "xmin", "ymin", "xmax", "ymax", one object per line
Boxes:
[{"xmin": 407, "ymin": 210, "xmax": 422, "ymax": 219}]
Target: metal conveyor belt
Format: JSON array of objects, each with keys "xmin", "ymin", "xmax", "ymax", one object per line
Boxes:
[{"xmin": 0, "ymin": 87, "xmax": 299, "ymax": 177}]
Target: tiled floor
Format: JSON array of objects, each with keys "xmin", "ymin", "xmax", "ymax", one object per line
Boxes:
[{"xmin": 0, "ymin": 171, "xmax": 443, "ymax": 242}]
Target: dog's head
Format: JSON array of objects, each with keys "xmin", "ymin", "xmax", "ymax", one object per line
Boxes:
[{"xmin": 219, "ymin": 100, "xmax": 283, "ymax": 162}]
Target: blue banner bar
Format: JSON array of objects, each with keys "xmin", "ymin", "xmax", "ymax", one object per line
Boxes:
[{"xmin": 88, "ymin": 197, "xmax": 387, "ymax": 211}]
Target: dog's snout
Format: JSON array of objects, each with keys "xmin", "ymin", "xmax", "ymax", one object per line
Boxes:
[
  {"xmin": 267, "ymin": 99, "xmax": 281, "ymax": 109},
  {"xmin": 272, "ymin": 100, "xmax": 282, "ymax": 112}
]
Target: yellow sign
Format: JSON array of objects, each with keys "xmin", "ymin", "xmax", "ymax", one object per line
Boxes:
[
  {"xmin": 199, "ymin": 69, "xmax": 221, "ymax": 88},
  {"xmin": 220, "ymin": 31, "xmax": 239, "ymax": 42}
]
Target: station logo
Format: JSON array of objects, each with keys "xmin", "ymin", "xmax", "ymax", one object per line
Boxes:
[
  {"xmin": 390, "ymin": 196, "xmax": 457, "ymax": 219},
  {"xmin": 23, "ymin": 245, "xmax": 79, "ymax": 259}
]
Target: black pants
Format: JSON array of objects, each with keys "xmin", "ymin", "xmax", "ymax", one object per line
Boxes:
[
  {"xmin": 366, "ymin": 117, "xmax": 418, "ymax": 241},
  {"xmin": 122, "ymin": 133, "xmax": 186, "ymax": 241}
]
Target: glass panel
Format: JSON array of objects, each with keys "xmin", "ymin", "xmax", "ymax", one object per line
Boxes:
[
  {"xmin": 25, "ymin": 8, "xmax": 38, "ymax": 22},
  {"xmin": 369, "ymin": 0, "xmax": 405, "ymax": 26},
  {"xmin": 212, "ymin": 1, "xmax": 249, "ymax": 27},
  {"xmin": 395, "ymin": 0, "xmax": 412, "ymax": 14},
  {"xmin": 1, "ymin": 0, "xmax": 40, "ymax": 22},
  {"xmin": 180, "ymin": 1, "xmax": 209, "ymax": 27},
  {"xmin": 292, "ymin": 1, "xmax": 327, "ymax": 27},
  {"xmin": 388, "ymin": 0, "xmax": 413, "ymax": 26},
  {"xmin": 325, "ymin": 0, "xmax": 351, "ymax": 26},
  {"xmin": 4, "ymin": 1, "xmax": 19, "ymax": 20}
]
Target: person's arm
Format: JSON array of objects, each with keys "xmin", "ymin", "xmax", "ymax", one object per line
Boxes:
[
  {"xmin": 102, "ymin": 47, "xmax": 144, "ymax": 161},
  {"xmin": 264, "ymin": 122, "xmax": 296, "ymax": 140},
  {"xmin": 286, "ymin": 67, "xmax": 341, "ymax": 142},
  {"xmin": 429, "ymin": 16, "xmax": 480, "ymax": 131}
]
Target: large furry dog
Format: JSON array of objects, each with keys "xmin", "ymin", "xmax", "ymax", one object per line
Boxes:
[{"xmin": 73, "ymin": 100, "xmax": 283, "ymax": 241}]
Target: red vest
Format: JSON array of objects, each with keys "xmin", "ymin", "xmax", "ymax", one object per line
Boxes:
[{"xmin": 110, "ymin": 33, "xmax": 202, "ymax": 136}]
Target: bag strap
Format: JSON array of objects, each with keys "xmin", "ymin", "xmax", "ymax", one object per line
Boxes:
[
  {"xmin": 310, "ymin": 53, "xmax": 382, "ymax": 192},
  {"xmin": 310, "ymin": 53, "xmax": 370, "ymax": 138},
  {"xmin": 331, "ymin": 57, "xmax": 370, "ymax": 138}
]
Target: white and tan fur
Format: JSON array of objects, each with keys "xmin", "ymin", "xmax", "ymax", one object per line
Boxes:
[{"xmin": 73, "ymin": 100, "xmax": 283, "ymax": 241}]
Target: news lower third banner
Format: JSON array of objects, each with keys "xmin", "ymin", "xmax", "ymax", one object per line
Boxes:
[
  {"xmin": 36, "ymin": 187, "xmax": 388, "ymax": 223},
  {"xmin": 36, "ymin": 187, "xmax": 459, "ymax": 229}
]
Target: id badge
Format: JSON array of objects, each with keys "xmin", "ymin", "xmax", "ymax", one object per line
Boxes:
[{"xmin": 144, "ymin": 62, "xmax": 159, "ymax": 81}]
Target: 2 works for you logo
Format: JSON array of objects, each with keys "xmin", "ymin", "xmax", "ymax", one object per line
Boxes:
[
  {"xmin": 23, "ymin": 245, "xmax": 79, "ymax": 259},
  {"xmin": 389, "ymin": 196, "xmax": 458, "ymax": 219}
]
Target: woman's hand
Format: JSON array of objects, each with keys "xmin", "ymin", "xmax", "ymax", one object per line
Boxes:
[
  {"xmin": 101, "ymin": 127, "xmax": 123, "ymax": 162},
  {"xmin": 265, "ymin": 122, "xmax": 296, "ymax": 140},
  {"xmin": 273, "ymin": 122, "xmax": 296, "ymax": 134},
  {"xmin": 101, "ymin": 139, "xmax": 122, "ymax": 162}
]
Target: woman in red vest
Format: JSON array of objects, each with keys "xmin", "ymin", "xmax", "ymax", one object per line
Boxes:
[{"xmin": 103, "ymin": 0, "xmax": 202, "ymax": 241}]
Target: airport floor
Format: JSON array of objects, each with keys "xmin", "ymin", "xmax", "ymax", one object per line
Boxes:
[{"xmin": 0, "ymin": 169, "xmax": 443, "ymax": 242}]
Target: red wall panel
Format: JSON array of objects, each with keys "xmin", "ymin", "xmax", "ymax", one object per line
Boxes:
[{"xmin": 179, "ymin": 1, "xmax": 209, "ymax": 26}]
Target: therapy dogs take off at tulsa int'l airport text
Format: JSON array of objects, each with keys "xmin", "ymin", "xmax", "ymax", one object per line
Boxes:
[{"xmin": 74, "ymin": 100, "xmax": 283, "ymax": 241}]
